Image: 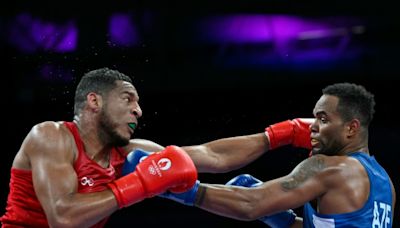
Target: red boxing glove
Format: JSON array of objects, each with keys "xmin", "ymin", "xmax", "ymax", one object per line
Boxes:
[
  {"xmin": 265, "ymin": 118, "xmax": 314, "ymax": 150},
  {"xmin": 108, "ymin": 145, "xmax": 197, "ymax": 208}
]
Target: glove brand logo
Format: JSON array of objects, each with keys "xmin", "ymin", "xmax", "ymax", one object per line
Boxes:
[
  {"xmin": 148, "ymin": 165, "xmax": 156, "ymax": 175},
  {"xmin": 158, "ymin": 158, "xmax": 171, "ymax": 171},
  {"xmin": 80, "ymin": 177, "xmax": 94, "ymax": 186},
  {"xmin": 148, "ymin": 159, "xmax": 164, "ymax": 177}
]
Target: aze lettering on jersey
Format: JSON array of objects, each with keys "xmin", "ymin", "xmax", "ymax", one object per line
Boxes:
[{"xmin": 372, "ymin": 201, "xmax": 391, "ymax": 228}]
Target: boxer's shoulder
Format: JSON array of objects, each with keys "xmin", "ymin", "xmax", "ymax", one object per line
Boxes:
[
  {"xmin": 30, "ymin": 121, "xmax": 73, "ymax": 140},
  {"xmin": 24, "ymin": 121, "xmax": 75, "ymax": 159},
  {"xmin": 13, "ymin": 121, "xmax": 75, "ymax": 169}
]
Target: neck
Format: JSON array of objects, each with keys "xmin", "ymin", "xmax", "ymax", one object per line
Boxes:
[
  {"xmin": 339, "ymin": 137, "xmax": 369, "ymax": 156},
  {"xmin": 345, "ymin": 145, "xmax": 369, "ymax": 155},
  {"xmin": 73, "ymin": 115, "xmax": 111, "ymax": 165}
]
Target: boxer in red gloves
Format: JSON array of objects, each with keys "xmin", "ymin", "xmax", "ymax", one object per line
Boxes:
[{"xmin": 1, "ymin": 67, "xmax": 313, "ymax": 228}]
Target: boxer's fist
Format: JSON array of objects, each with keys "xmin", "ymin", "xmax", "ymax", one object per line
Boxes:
[
  {"xmin": 122, "ymin": 149, "xmax": 150, "ymax": 175},
  {"xmin": 225, "ymin": 174, "xmax": 262, "ymax": 187},
  {"xmin": 158, "ymin": 180, "xmax": 200, "ymax": 206},
  {"xmin": 108, "ymin": 146, "xmax": 197, "ymax": 208},
  {"xmin": 226, "ymin": 174, "xmax": 296, "ymax": 228},
  {"xmin": 265, "ymin": 118, "xmax": 314, "ymax": 150}
]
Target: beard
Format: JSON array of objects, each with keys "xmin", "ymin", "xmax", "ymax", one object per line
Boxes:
[
  {"xmin": 312, "ymin": 138, "xmax": 343, "ymax": 156},
  {"xmin": 98, "ymin": 109, "xmax": 130, "ymax": 147}
]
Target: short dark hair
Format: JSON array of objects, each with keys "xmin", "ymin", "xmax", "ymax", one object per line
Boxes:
[
  {"xmin": 74, "ymin": 67, "xmax": 133, "ymax": 115},
  {"xmin": 322, "ymin": 83, "xmax": 375, "ymax": 127}
]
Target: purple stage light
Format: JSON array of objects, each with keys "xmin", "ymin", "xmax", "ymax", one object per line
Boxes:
[
  {"xmin": 108, "ymin": 13, "xmax": 139, "ymax": 47},
  {"xmin": 197, "ymin": 14, "xmax": 365, "ymax": 69},
  {"xmin": 199, "ymin": 15, "xmax": 274, "ymax": 43},
  {"xmin": 7, "ymin": 13, "xmax": 77, "ymax": 53},
  {"xmin": 199, "ymin": 15, "xmax": 363, "ymax": 44}
]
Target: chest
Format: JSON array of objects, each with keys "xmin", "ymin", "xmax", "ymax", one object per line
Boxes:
[{"xmin": 74, "ymin": 152, "xmax": 125, "ymax": 193}]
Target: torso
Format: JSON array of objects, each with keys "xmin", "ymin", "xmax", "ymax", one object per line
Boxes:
[
  {"xmin": 64, "ymin": 121, "xmax": 127, "ymax": 192},
  {"xmin": 317, "ymin": 154, "xmax": 370, "ymax": 214},
  {"xmin": 1, "ymin": 121, "xmax": 127, "ymax": 228},
  {"xmin": 304, "ymin": 152, "xmax": 394, "ymax": 228}
]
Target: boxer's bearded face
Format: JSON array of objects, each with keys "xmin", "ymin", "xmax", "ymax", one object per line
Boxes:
[
  {"xmin": 98, "ymin": 102, "xmax": 130, "ymax": 147},
  {"xmin": 311, "ymin": 95, "xmax": 348, "ymax": 156},
  {"xmin": 96, "ymin": 81, "xmax": 140, "ymax": 147}
]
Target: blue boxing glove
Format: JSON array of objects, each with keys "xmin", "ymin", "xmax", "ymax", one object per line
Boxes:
[
  {"xmin": 121, "ymin": 148, "xmax": 150, "ymax": 176},
  {"xmin": 226, "ymin": 174, "xmax": 296, "ymax": 228},
  {"xmin": 158, "ymin": 180, "xmax": 200, "ymax": 206},
  {"xmin": 225, "ymin": 174, "xmax": 263, "ymax": 187},
  {"xmin": 122, "ymin": 148, "xmax": 200, "ymax": 206}
]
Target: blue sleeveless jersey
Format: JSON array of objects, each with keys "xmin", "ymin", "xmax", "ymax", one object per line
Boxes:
[{"xmin": 303, "ymin": 152, "xmax": 393, "ymax": 228}]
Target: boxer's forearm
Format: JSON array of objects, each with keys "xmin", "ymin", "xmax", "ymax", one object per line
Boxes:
[
  {"xmin": 193, "ymin": 184, "xmax": 266, "ymax": 221},
  {"xmin": 183, "ymin": 133, "xmax": 268, "ymax": 173}
]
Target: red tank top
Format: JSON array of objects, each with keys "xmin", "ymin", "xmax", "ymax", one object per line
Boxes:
[{"xmin": 1, "ymin": 121, "xmax": 127, "ymax": 227}]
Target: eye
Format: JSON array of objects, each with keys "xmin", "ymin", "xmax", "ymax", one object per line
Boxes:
[
  {"xmin": 320, "ymin": 116, "xmax": 328, "ymax": 123},
  {"xmin": 124, "ymin": 97, "xmax": 131, "ymax": 102}
]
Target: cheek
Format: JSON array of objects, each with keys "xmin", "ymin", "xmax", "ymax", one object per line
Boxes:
[
  {"xmin": 321, "ymin": 126, "xmax": 345, "ymax": 144},
  {"xmin": 320, "ymin": 126, "xmax": 337, "ymax": 140},
  {"xmin": 109, "ymin": 103, "xmax": 126, "ymax": 115}
]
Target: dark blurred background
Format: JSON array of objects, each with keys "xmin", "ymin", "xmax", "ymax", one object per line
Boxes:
[{"xmin": 1, "ymin": 0, "xmax": 399, "ymax": 227}]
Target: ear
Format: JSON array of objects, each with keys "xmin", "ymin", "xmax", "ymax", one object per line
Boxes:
[
  {"xmin": 86, "ymin": 92, "xmax": 103, "ymax": 112},
  {"xmin": 346, "ymin": 119, "xmax": 361, "ymax": 138}
]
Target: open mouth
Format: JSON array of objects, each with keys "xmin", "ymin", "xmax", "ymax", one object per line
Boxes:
[{"xmin": 311, "ymin": 138, "xmax": 319, "ymax": 147}]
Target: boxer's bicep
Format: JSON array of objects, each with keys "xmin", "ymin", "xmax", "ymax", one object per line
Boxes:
[{"xmin": 253, "ymin": 155, "xmax": 329, "ymax": 215}]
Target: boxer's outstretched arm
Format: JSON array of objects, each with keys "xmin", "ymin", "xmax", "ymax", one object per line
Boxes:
[
  {"xmin": 193, "ymin": 155, "xmax": 329, "ymax": 222},
  {"xmin": 27, "ymin": 122, "xmax": 118, "ymax": 227},
  {"xmin": 181, "ymin": 118, "xmax": 313, "ymax": 173},
  {"xmin": 183, "ymin": 133, "xmax": 268, "ymax": 173},
  {"xmin": 129, "ymin": 134, "xmax": 268, "ymax": 173},
  {"xmin": 127, "ymin": 118, "xmax": 313, "ymax": 173}
]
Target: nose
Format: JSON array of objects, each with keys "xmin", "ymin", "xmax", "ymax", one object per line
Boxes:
[
  {"xmin": 132, "ymin": 103, "xmax": 143, "ymax": 118},
  {"xmin": 310, "ymin": 119, "xmax": 318, "ymax": 133}
]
